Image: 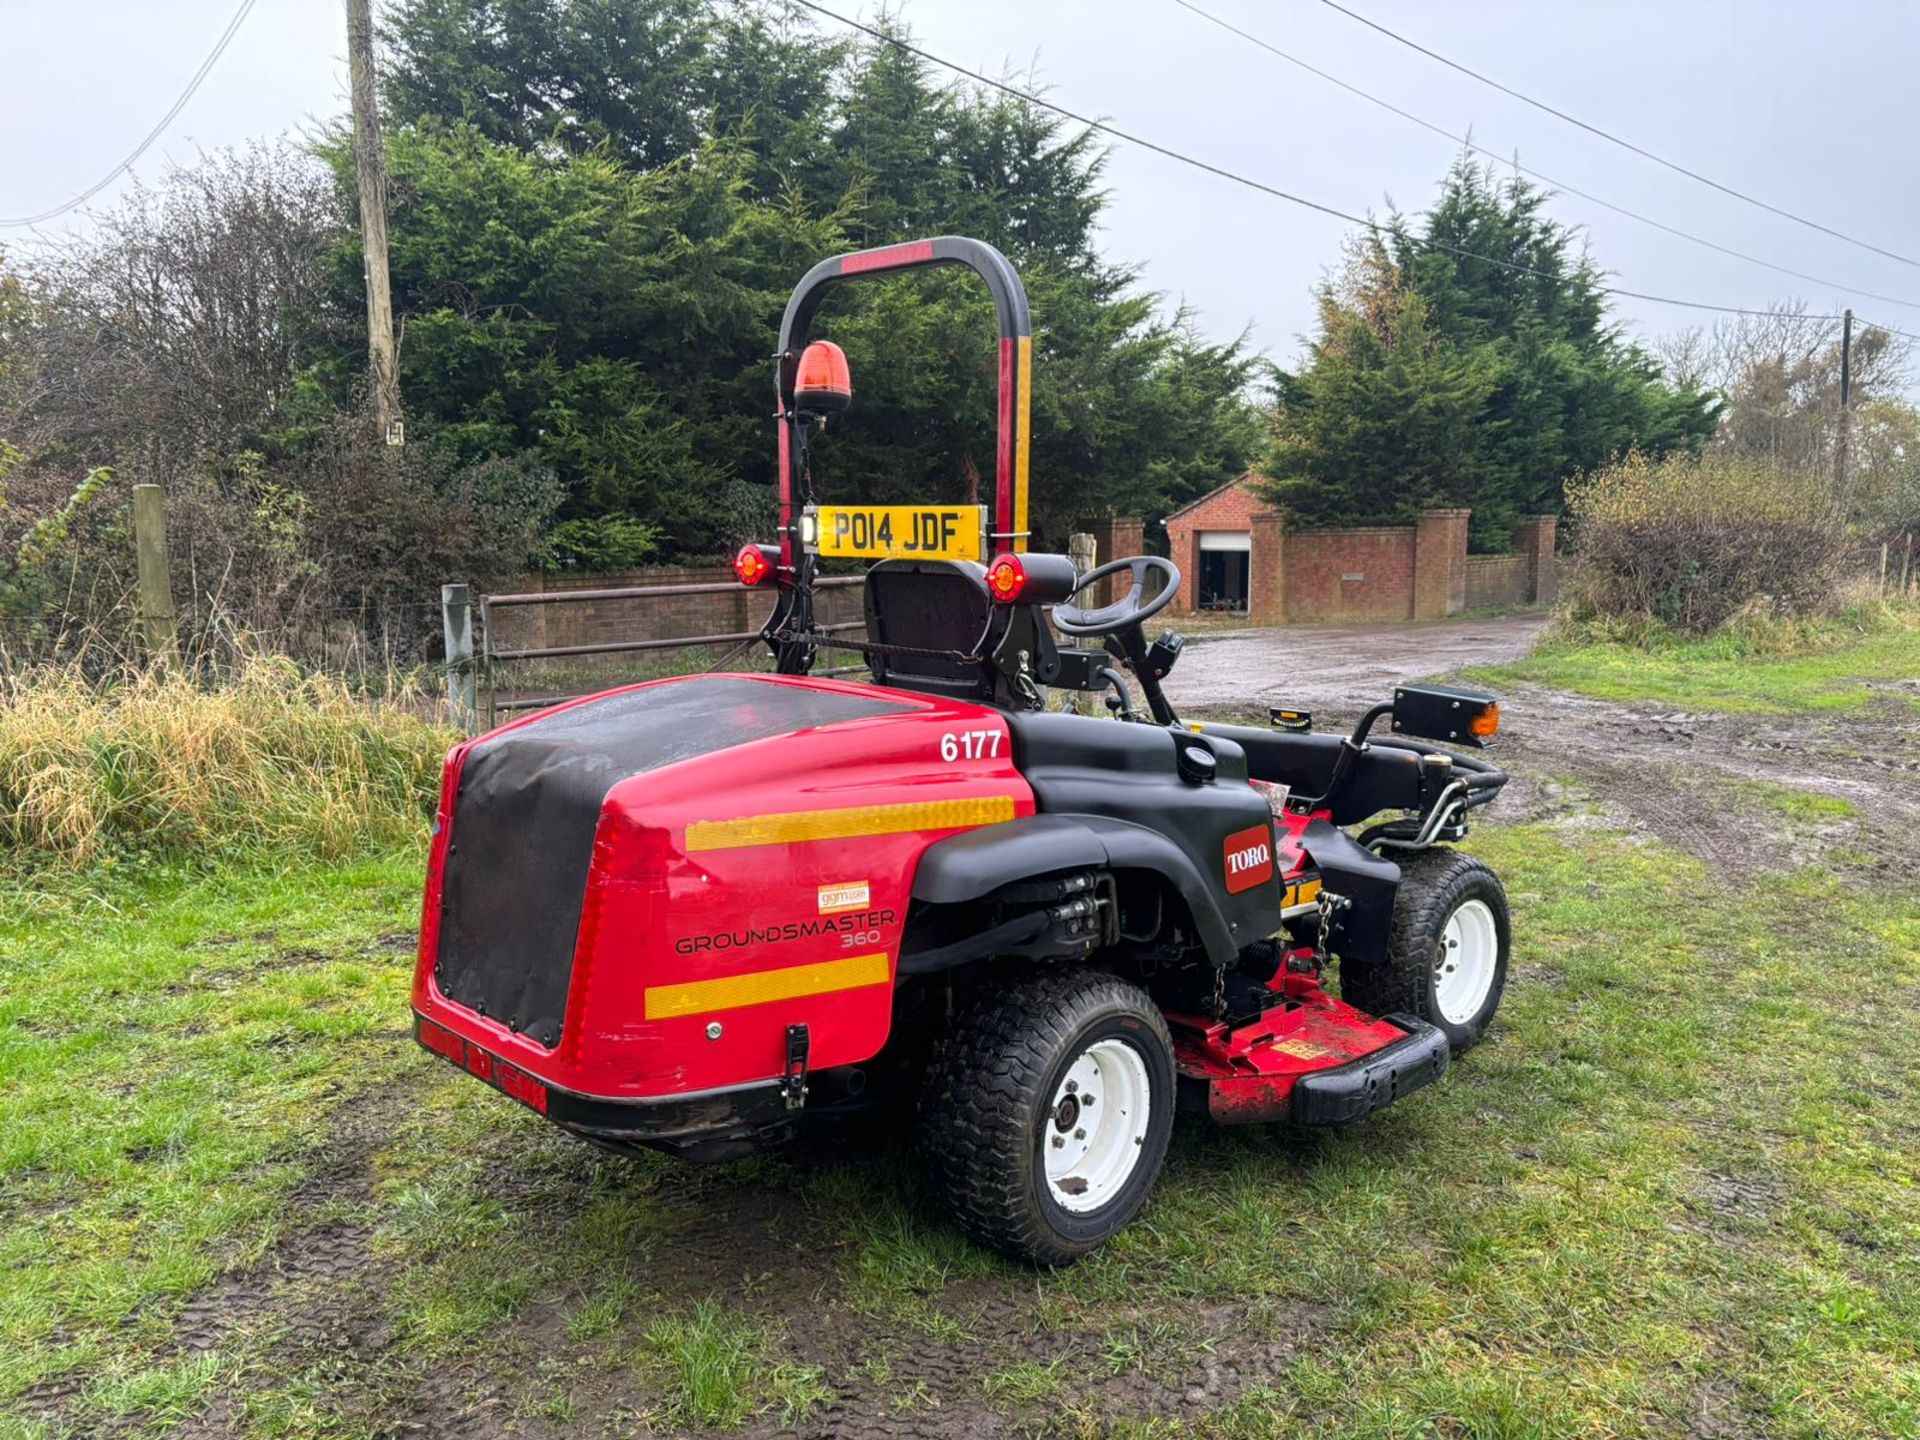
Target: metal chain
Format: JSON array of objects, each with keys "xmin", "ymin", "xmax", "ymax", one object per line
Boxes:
[
  {"xmin": 1313, "ymin": 890, "xmax": 1351, "ymax": 972},
  {"xmin": 770, "ymin": 628, "xmax": 984, "ymax": 664}
]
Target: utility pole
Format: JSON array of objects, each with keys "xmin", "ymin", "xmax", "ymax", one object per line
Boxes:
[
  {"xmin": 1834, "ymin": 308, "xmax": 1853, "ymax": 496},
  {"xmin": 345, "ymin": 0, "xmax": 403, "ymax": 446}
]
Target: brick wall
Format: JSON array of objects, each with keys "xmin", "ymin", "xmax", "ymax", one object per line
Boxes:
[
  {"xmin": 483, "ymin": 563, "xmax": 861, "ymax": 664},
  {"xmin": 1464, "ymin": 554, "xmax": 1531, "ymax": 611},
  {"xmin": 1282, "ymin": 527, "xmax": 1418, "ymax": 623},
  {"xmin": 1413, "ymin": 508, "xmax": 1470, "ymax": 619},
  {"xmin": 1513, "ymin": 515, "xmax": 1559, "ymax": 608},
  {"xmin": 1249, "ymin": 511, "xmax": 1285, "ymax": 626}
]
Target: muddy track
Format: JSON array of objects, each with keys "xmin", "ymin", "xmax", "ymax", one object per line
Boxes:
[
  {"xmin": 15, "ymin": 1077, "xmax": 411, "ymax": 1438},
  {"xmin": 1166, "ymin": 617, "xmax": 1920, "ymax": 879},
  {"xmin": 760, "ymin": 1295, "xmax": 1322, "ymax": 1440},
  {"xmin": 38, "ymin": 1083, "xmax": 1329, "ymax": 1440},
  {"xmin": 1485, "ymin": 685, "xmax": 1920, "ymax": 879}
]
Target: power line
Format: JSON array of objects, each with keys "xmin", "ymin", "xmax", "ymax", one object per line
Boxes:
[
  {"xmin": 788, "ymin": 0, "xmax": 1850, "ymax": 325},
  {"xmin": 1315, "ymin": 0, "xmax": 1920, "ymax": 273},
  {"xmin": 1172, "ymin": 0, "xmax": 1920, "ymax": 313},
  {"xmin": 1857, "ymin": 318, "xmax": 1920, "ymax": 344},
  {"xmin": 0, "ymin": 0, "xmax": 260, "ymax": 229}
]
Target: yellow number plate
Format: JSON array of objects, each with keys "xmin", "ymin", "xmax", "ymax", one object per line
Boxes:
[{"xmin": 813, "ymin": 505, "xmax": 984, "ymax": 562}]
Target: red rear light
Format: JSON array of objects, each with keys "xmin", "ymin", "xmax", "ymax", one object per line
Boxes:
[
  {"xmin": 416, "ymin": 1016, "xmax": 464, "ymax": 1062},
  {"xmin": 733, "ymin": 543, "xmax": 776, "ymax": 587},
  {"xmin": 495, "ymin": 1062, "xmax": 550, "ymax": 1114},
  {"xmin": 986, "ymin": 554, "xmax": 1027, "ymax": 603}
]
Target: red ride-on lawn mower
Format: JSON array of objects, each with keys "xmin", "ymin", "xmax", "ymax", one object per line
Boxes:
[{"xmin": 412, "ymin": 237, "xmax": 1513, "ymax": 1264}]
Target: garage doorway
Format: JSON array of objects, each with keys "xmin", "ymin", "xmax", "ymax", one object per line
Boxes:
[{"xmin": 1198, "ymin": 531, "xmax": 1250, "ymax": 612}]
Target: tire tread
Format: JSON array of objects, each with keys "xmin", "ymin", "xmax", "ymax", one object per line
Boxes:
[
  {"xmin": 918, "ymin": 968, "xmax": 1172, "ymax": 1266},
  {"xmin": 1340, "ymin": 848, "xmax": 1508, "ymax": 1051}
]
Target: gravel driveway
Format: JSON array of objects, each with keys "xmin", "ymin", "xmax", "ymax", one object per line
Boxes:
[{"xmin": 1164, "ymin": 612, "xmax": 1546, "ymax": 714}]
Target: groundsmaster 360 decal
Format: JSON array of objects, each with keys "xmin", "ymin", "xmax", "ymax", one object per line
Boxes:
[{"xmin": 673, "ymin": 909, "xmax": 898, "ymax": 955}]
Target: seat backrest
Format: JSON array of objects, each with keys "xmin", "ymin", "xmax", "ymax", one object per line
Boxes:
[{"xmin": 862, "ymin": 560, "xmax": 998, "ymax": 702}]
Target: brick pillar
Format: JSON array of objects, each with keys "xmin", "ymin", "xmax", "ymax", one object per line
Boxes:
[
  {"xmin": 1413, "ymin": 508, "xmax": 1470, "ymax": 619},
  {"xmin": 1512, "ymin": 514, "xmax": 1559, "ymax": 607},
  {"xmin": 1160, "ymin": 519, "xmax": 1197, "ymax": 613},
  {"xmin": 1087, "ymin": 516, "xmax": 1144, "ymax": 607},
  {"xmin": 1152, "ymin": 526, "xmax": 1198, "ymax": 614},
  {"xmin": 1249, "ymin": 508, "xmax": 1285, "ymax": 626}
]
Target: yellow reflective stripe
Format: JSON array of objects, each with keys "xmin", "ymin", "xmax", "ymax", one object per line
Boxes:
[
  {"xmin": 644, "ymin": 952, "xmax": 890, "ymax": 1019},
  {"xmin": 685, "ymin": 796, "xmax": 1016, "ymax": 853},
  {"xmin": 1282, "ymin": 877, "xmax": 1323, "ymax": 908},
  {"xmin": 1014, "ymin": 335, "xmax": 1032, "ymax": 552}
]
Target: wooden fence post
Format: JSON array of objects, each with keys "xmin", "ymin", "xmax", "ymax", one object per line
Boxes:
[
  {"xmin": 132, "ymin": 484, "xmax": 178, "ymax": 662},
  {"xmin": 1068, "ymin": 531, "xmax": 1097, "ymax": 577},
  {"xmin": 1067, "ymin": 532, "xmax": 1097, "ymax": 713},
  {"xmin": 442, "ymin": 583, "xmax": 478, "ymax": 735}
]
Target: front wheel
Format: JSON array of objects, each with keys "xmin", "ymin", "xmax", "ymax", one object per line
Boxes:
[
  {"xmin": 919, "ymin": 969, "xmax": 1176, "ymax": 1266},
  {"xmin": 1340, "ymin": 849, "xmax": 1510, "ymax": 1053}
]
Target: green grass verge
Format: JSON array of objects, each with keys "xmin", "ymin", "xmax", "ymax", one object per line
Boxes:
[
  {"xmin": 1468, "ymin": 617, "xmax": 1920, "ymax": 714},
  {"xmin": 0, "ymin": 855, "xmax": 426, "ymax": 1438},
  {"xmin": 3, "ymin": 838, "xmax": 1918, "ymax": 1436}
]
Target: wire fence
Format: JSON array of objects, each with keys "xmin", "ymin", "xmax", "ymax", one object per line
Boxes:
[{"xmin": 474, "ymin": 574, "xmax": 869, "ymax": 725}]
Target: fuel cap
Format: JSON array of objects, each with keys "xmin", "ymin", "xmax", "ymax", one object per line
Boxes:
[{"xmin": 1176, "ymin": 742, "xmax": 1217, "ymax": 785}]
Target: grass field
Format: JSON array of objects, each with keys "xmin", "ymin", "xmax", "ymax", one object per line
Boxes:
[
  {"xmin": 1469, "ymin": 610, "xmax": 1920, "ymax": 714},
  {"xmin": 4, "ymin": 632, "xmax": 1920, "ymax": 1438}
]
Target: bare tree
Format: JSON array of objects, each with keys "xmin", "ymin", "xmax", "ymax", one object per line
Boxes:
[
  {"xmin": 0, "ymin": 143, "xmax": 555, "ymax": 665},
  {"xmin": 3, "ymin": 141, "xmax": 344, "ymax": 488},
  {"xmin": 1656, "ymin": 301, "xmax": 1913, "ymax": 519}
]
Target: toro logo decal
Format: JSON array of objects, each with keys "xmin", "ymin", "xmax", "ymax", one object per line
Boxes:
[{"xmin": 1223, "ymin": 824, "xmax": 1275, "ymax": 894}]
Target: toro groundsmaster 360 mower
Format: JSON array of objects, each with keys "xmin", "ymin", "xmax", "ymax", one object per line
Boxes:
[{"xmin": 413, "ymin": 237, "xmax": 1513, "ymax": 1264}]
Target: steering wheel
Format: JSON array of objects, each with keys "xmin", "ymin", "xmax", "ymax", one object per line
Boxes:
[{"xmin": 1052, "ymin": 556, "xmax": 1181, "ymax": 637}]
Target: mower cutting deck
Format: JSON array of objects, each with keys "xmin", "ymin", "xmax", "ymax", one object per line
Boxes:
[{"xmin": 414, "ymin": 236, "xmax": 1514, "ymax": 1264}]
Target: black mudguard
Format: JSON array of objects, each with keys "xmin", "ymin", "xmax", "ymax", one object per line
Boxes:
[
  {"xmin": 910, "ymin": 815, "xmax": 1108, "ymax": 903},
  {"xmin": 1005, "ymin": 712, "xmax": 1283, "ymax": 959},
  {"xmin": 910, "ymin": 811, "xmax": 1246, "ymax": 964},
  {"xmin": 1301, "ymin": 818, "xmax": 1400, "ymax": 966}
]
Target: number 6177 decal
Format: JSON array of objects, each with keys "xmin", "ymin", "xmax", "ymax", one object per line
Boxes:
[{"xmin": 939, "ymin": 729, "xmax": 1002, "ymax": 762}]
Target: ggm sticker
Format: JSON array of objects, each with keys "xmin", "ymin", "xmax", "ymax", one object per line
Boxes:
[{"xmin": 818, "ymin": 880, "xmax": 872, "ymax": 914}]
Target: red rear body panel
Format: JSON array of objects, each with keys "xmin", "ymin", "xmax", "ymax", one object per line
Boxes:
[{"xmin": 412, "ymin": 673, "xmax": 1030, "ymax": 1102}]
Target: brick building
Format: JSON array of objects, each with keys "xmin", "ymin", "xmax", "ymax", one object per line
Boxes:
[
  {"xmin": 1160, "ymin": 474, "xmax": 1286, "ymax": 624},
  {"xmin": 1150, "ymin": 474, "xmax": 1556, "ymax": 625}
]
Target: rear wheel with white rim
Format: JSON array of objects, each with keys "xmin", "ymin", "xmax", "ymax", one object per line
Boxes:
[
  {"xmin": 919, "ymin": 969, "xmax": 1176, "ymax": 1265},
  {"xmin": 1340, "ymin": 849, "xmax": 1510, "ymax": 1054}
]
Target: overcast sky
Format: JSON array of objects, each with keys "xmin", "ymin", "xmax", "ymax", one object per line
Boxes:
[{"xmin": 5, "ymin": 0, "xmax": 1918, "ymax": 371}]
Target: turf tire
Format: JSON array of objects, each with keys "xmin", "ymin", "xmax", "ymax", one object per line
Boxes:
[
  {"xmin": 919, "ymin": 968, "xmax": 1175, "ymax": 1266},
  {"xmin": 1340, "ymin": 848, "xmax": 1509, "ymax": 1054}
]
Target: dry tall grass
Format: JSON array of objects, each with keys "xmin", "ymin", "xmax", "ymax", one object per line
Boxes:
[{"xmin": 0, "ymin": 656, "xmax": 452, "ymax": 869}]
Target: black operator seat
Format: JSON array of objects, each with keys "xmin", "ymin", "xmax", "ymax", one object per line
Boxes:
[
  {"xmin": 862, "ymin": 558, "xmax": 1060, "ymax": 709},
  {"xmin": 862, "ymin": 560, "xmax": 1001, "ymax": 703}
]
